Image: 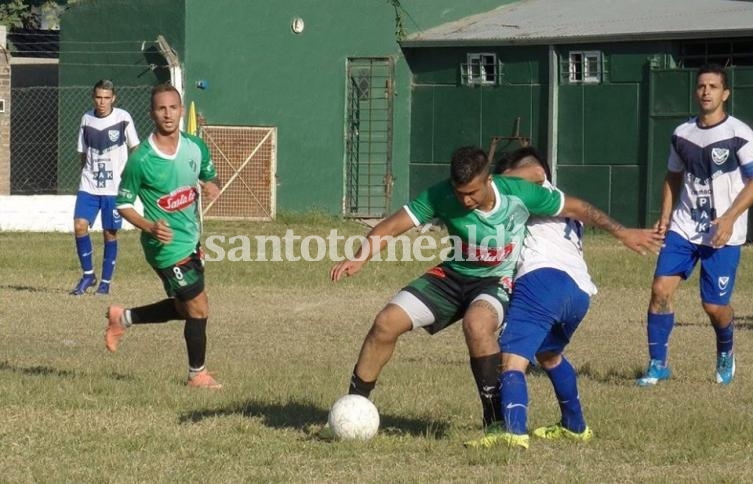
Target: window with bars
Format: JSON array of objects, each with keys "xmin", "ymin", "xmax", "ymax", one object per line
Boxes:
[
  {"xmin": 679, "ymin": 40, "xmax": 753, "ymax": 68},
  {"xmin": 462, "ymin": 53, "xmax": 498, "ymax": 86},
  {"xmin": 565, "ymin": 51, "xmax": 602, "ymax": 83}
]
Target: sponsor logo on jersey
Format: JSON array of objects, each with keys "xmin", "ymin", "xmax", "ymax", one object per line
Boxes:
[
  {"xmin": 711, "ymin": 147, "xmax": 730, "ymax": 165},
  {"xmin": 157, "ymin": 186, "xmax": 197, "ymax": 212},
  {"xmin": 108, "ymin": 130, "xmax": 121, "ymax": 143},
  {"xmin": 460, "ymin": 241, "xmax": 514, "ymax": 266}
]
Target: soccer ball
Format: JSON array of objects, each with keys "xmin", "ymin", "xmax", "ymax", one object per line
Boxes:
[{"xmin": 327, "ymin": 394, "xmax": 380, "ymax": 441}]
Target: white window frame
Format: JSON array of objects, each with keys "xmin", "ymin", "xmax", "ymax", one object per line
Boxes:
[
  {"xmin": 465, "ymin": 53, "xmax": 497, "ymax": 86},
  {"xmin": 568, "ymin": 50, "xmax": 602, "ymax": 83}
]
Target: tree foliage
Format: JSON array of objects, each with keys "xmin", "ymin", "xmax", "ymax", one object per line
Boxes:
[{"xmin": 0, "ymin": 0, "xmax": 81, "ymax": 30}]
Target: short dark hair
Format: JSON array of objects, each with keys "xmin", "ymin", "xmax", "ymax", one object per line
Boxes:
[
  {"xmin": 494, "ymin": 146, "xmax": 552, "ymax": 182},
  {"xmin": 150, "ymin": 83, "xmax": 182, "ymax": 108},
  {"xmin": 93, "ymin": 79, "xmax": 115, "ymax": 94},
  {"xmin": 697, "ymin": 63, "xmax": 728, "ymax": 90},
  {"xmin": 450, "ymin": 146, "xmax": 490, "ymax": 185}
]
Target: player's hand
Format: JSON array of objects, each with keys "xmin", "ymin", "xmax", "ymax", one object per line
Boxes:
[
  {"xmin": 616, "ymin": 228, "xmax": 664, "ymax": 255},
  {"xmin": 711, "ymin": 215, "xmax": 734, "ymax": 248},
  {"xmin": 330, "ymin": 259, "xmax": 366, "ymax": 282},
  {"xmin": 150, "ymin": 219, "xmax": 173, "ymax": 244},
  {"xmin": 653, "ymin": 217, "xmax": 670, "ymax": 237},
  {"xmin": 200, "ymin": 181, "xmax": 220, "ymax": 202}
]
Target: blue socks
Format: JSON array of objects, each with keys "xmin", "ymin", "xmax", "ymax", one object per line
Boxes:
[
  {"xmin": 647, "ymin": 312, "xmax": 674, "ymax": 364},
  {"xmin": 102, "ymin": 240, "xmax": 118, "ymax": 283},
  {"xmin": 714, "ymin": 321, "xmax": 734, "ymax": 354},
  {"xmin": 545, "ymin": 357, "xmax": 586, "ymax": 433},
  {"xmin": 499, "ymin": 370, "xmax": 528, "ymax": 435},
  {"xmin": 75, "ymin": 234, "xmax": 94, "ymax": 274}
]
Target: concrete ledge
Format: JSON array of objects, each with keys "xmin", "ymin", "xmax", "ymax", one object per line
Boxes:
[{"xmin": 0, "ymin": 195, "xmax": 141, "ymax": 232}]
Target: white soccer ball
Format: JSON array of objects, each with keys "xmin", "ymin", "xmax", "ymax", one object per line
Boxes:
[{"xmin": 327, "ymin": 394, "xmax": 380, "ymax": 441}]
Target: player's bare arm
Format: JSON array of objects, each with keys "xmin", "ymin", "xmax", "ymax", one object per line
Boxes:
[
  {"xmin": 711, "ymin": 177, "xmax": 753, "ymax": 247},
  {"xmin": 200, "ymin": 180, "xmax": 220, "ymax": 203},
  {"xmin": 330, "ymin": 208, "xmax": 416, "ymax": 282},
  {"xmin": 560, "ymin": 195, "xmax": 664, "ymax": 255},
  {"xmin": 118, "ymin": 207, "xmax": 173, "ymax": 244},
  {"xmin": 655, "ymin": 171, "xmax": 683, "ymax": 235}
]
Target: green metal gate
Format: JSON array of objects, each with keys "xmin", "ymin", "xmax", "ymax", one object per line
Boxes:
[
  {"xmin": 647, "ymin": 67, "xmax": 753, "ymax": 227},
  {"xmin": 345, "ymin": 57, "xmax": 394, "ymax": 218}
]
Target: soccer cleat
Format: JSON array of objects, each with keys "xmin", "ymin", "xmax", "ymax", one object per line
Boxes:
[
  {"xmin": 104, "ymin": 305, "xmax": 127, "ymax": 352},
  {"xmin": 464, "ymin": 423, "xmax": 529, "ymax": 449},
  {"xmin": 532, "ymin": 423, "xmax": 593, "ymax": 442},
  {"xmin": 187, "ymin": 370, "xmax": 223, "ymax": 390},
  {"xmin": 636, "ymin": 359, "xmax": 671, "ymax": 387},
  {"xmin": 70, "ymin": 274, "xmax": 97, "ymax": 295},
  {"xmin": 716, "ymin": 352, "xmax": 735, "ymax": 385},
  {"xmin": 95, "ymin": 281, "xmax": 111, "ymax": 295}
]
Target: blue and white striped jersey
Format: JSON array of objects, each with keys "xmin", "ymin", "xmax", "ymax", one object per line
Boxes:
[{"xmin": 668, "ymin": 114, "xmax": 753, "ymax": 246}]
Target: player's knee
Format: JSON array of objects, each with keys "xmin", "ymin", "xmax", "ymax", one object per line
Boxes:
[
  {"xmin": 535, "ymin": 351, "xmax": 561, "ymax": 370},
  {"xmin": 462, "ymin": 316, "xmax": 497, "ymax": 339},
  {"xmin": 649, "ymin": 283, "xmax": 674, "ymax": 311},
  {"xmin": 702, "ymin": 302, "xmax": 731, "ymax": 323},
  {"xmin": 73, "ymin": 220, "xmax": 89, "ymax": 236},
  {"xmin": 370, "ymin": 309, "xmax": 406, "ymax": 343}
]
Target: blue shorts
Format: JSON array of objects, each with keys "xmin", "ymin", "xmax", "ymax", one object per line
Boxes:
[
  {"xmin": 655, "ymin": 231, "xmax": 740, "ymax": 305},
  {"xmin": 74, "ymin": 191, "xmax": 122, "ymax": 230},
  {"xmin": 500, "ymin": 268, "xmax": 590, "ymax": 363}
]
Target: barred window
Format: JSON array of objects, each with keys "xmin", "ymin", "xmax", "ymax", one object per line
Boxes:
[
  {"xmin": 567, "ymin": 51, "xmax": 602, "ymax": 83},
  {"xmin": 462, "ymin": 53, "xmax": 497, "ymax": 86}
]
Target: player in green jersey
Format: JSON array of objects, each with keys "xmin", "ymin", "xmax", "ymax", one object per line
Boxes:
[
  {"xmin": 104, "ymin": 84, "xmax": 222, "ymax": 389},
  {"xmin": 331, "ymin": 146, "xmax": 663, "ymax": 429}
]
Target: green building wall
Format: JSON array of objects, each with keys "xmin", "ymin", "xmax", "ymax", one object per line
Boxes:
[
  {"xmin": 58, "ymin": 0, "xmax": 184, "ymax": 193},
  {"xmin": 58, "ymin": 0, "xmax": 509, "ymax": 212},
  {"xmin": 405, "ymin": 45, "xmax": 549, "ymax": 197},
  {"xmin": 182, "ymin": 0, "xmax": 510, "ymax": 214}
]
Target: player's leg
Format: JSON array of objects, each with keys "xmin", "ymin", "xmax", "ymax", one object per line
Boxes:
[
  {"xmin": 349, "ymin": 266, "xmax": 460, "ymax": 399},
  {"xmin": 699, "ymin": 244, "xmax": 740, "ymax": 384},
  {"xmin": 96, "ymin": 197, "xmax": 122, "ymax": 295},
  {"xmin": 533, "ymin": 352, "xmax": 592, "ymax": 442},
  {"xmin": 531, "ymin": 276, "xmax": 591, "ymax": 442},
  {"xmin": 465, "ymin": 270, "xmax": 557, "ymax": 449},
  {"xmin": 349, "ymin": 302, "xmax": 413, "ymax": 397},
  {"xmin": 462, "ymin": 290, "xmax": 505, "ymax": 430},
  {"xmin": 71, "ymin": 191, "xmax": 98, "ymax": 295},
  {"xmin": 638, "ymin": 231, "xmax": 695, "ymax": 386},
  {"xmin": 178, "ymin": 289, "xmax": 221, "ymax": 389}
]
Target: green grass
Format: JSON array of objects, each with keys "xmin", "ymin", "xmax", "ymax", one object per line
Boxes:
[{"xmin": 2, "ymin": 220, "xmax": 753, "ymax": 482}]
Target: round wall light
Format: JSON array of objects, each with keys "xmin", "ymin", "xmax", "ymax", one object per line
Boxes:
[{"xmin": 291, "ymin": 17, "xmax": 305, "ymax": 34}]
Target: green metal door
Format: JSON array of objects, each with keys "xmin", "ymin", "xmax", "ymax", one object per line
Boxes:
[
  {"xmin": 646, "ymin": 68, "xmax": 695, "ymax": 225},
  {"xmin": 345, "ymin": 58, "xmax": 394, "ymax": 218},
  {"xmin": 647, "ymin": 67, "xmax": 753, "ymax": 229}
]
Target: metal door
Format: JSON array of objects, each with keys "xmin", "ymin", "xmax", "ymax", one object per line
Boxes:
[{"xmin": 345, "ymin": 58, "xmax": 394, "ymax": 218}]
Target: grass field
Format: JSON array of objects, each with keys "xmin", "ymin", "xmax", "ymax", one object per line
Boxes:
[{"xmin": 3, "ymin": 216, "xmax": 753, "ymax": 482}]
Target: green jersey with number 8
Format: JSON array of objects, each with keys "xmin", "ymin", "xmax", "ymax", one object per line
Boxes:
[{"xmin": 116, "ymin": 132, "xmax": 216, "ymax": 269}]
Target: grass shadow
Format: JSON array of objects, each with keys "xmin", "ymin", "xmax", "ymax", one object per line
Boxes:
[
  {"xmin": 0, "ymin": 360, "xmax": 77, "ymax": 378},
  {"xmin": 0, "ymin": 284, "xmax": 56, "ymax": 294},
  {"xmin": 577, "ymin": 361, "xmax": 644, "ymax": 384},
  {"xmin": 178, "ymin": 398, "xmax": 451, "ymax": 438}
]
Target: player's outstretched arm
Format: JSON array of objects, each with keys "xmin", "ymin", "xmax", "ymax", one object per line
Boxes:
[
  {"xmin": 330, "ymin": 208, "xmax": 416, "ymax": 282},
  {"xmin": 560, "ymin": 195, "xmax": 664, "ymax": 255}
]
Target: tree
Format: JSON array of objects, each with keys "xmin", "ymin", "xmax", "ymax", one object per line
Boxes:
[
  {"xmin": 0, "ymin": 0, "xmax": 81, "ymax": 30},
  {"xmin": 0, "ymin": 0, "xmax": 34, "ymax": 29}
]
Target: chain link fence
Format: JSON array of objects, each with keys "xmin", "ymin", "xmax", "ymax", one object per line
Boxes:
[{"xmin": 10, "ymin": 85, "xmax": 153, "ymax": 194}]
